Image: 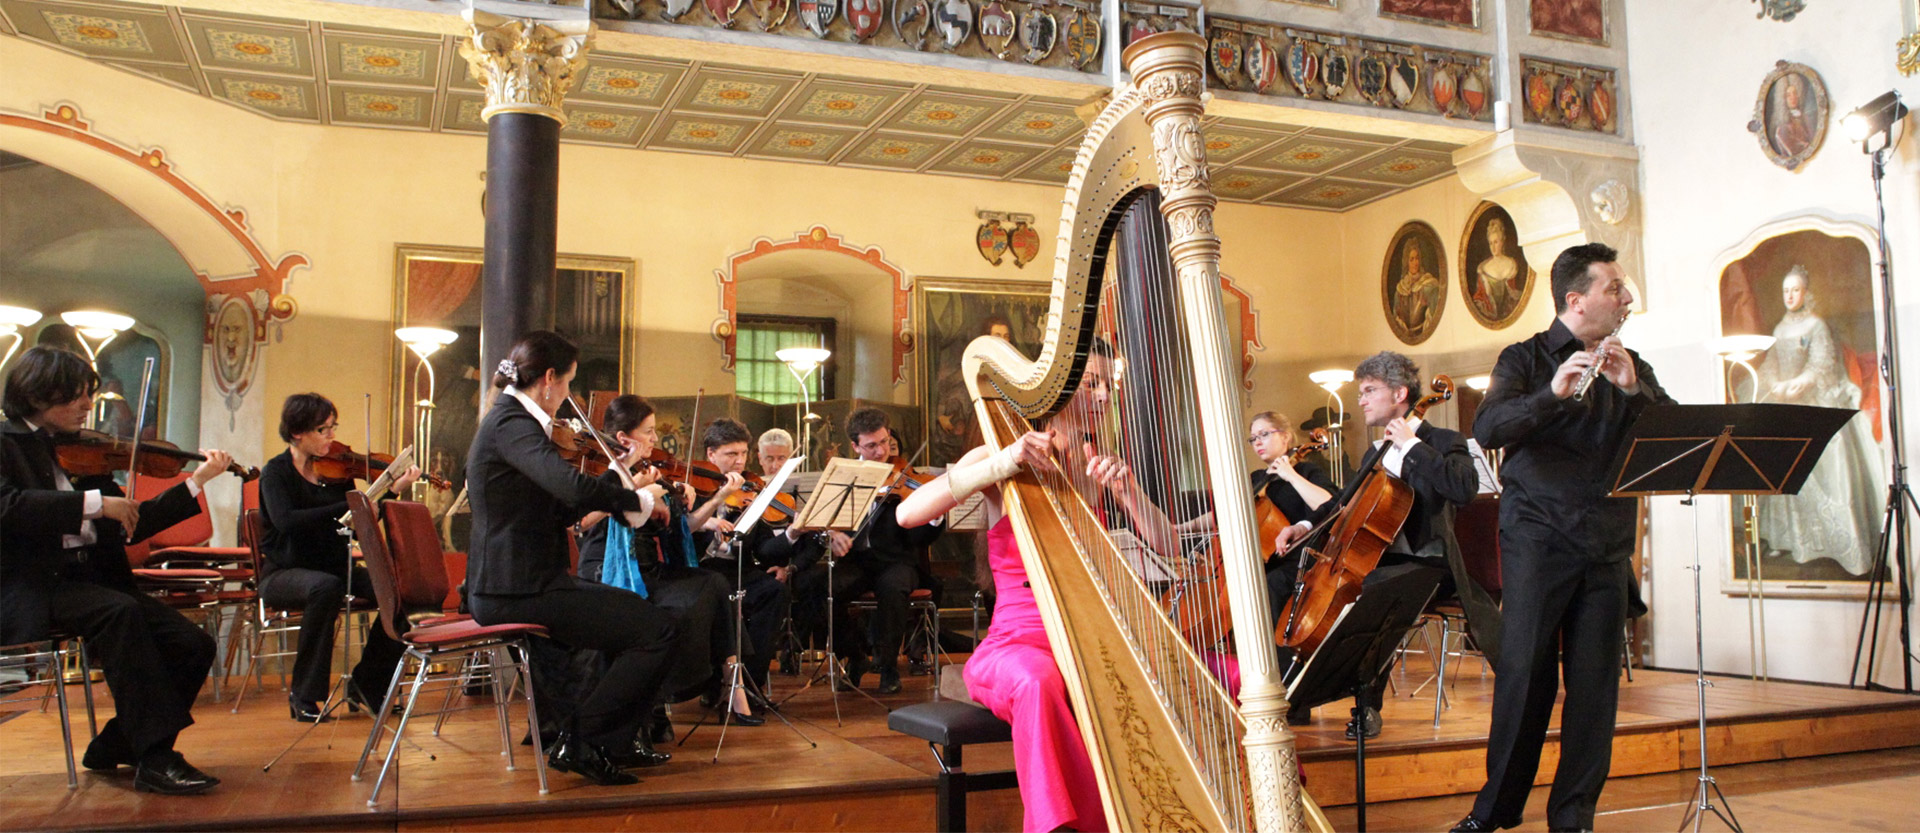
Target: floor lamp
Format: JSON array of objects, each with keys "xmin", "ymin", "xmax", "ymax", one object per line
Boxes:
[
  {"xmin": 1310, "ymin": 368, "xmax": 1353, "ymax": 489},
  {"xmin": 395, "ymin": 327, "xmax": 458, "ymax": 502},
  {"xmin": 0, "ymin": 305, "xmax": 42, "ymax": 369},
  {"xmin": 1711, "ymin": 333, "xmax": 1777, "ymax": 681},
  {"xmin": 776, "ymin": 346, "xmax": 831, "ymax": 471},
  {"xmin": 60, "ymin": 310, "xmax": 135, "ymax": 430}
]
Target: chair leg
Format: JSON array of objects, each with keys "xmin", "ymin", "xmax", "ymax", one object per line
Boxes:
[
  {"xmin": 1432, "ymin": 619, "xmax": 1450, "ymax": 728},
  {"xmin": 230, "ymin": 623, "xmax": 266, "ymax": 714},
  {"xmin": 364, "ymin": 657, "xmax": 430, "ymax": 808},
  {"xmin": 490, "ymin": 646, "xmax": 516, "ymax": 767},
  {"xmin": 430, "ymin": 654, "xmax": 469, "ymax": 738},
  {"xmin": 353, "ymin": 653, "xmax": 413, "ymax": 783},
  {"xmin": 75, "ymin": 639, "xmax": 97, "ymax": 739},
  {"xmin": 512, "ymin": 641, "xmax": 549, "ymax": 795},
  {"xmin": 51, "ymin": 643, "xmax": 77, "ymax": 790}
]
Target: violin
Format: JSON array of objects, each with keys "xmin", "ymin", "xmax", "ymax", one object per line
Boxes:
[
  {"xmin": 54, "ymin": 428, "xmax": 259, "ymax": 481},
  {"xmin": 686, "ymin": 463, "xmax": 801, "ymax": 527},
  {"xmin": 879, "ymin": 455, "xmax": 938, "ymax": 496},
  {"xmin": 551, "ymin": 419, "xmax": 614, "ymax": 477},
  {"xmin": 1275, "ymin": 375, "xmax": 1454, "ymax": 657},
  {"xmin": 309, "ymin": 441, "xmax": 451, "ymax": 489}
]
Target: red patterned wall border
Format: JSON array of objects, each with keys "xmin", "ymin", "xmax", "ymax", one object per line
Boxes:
[
  {"xmin": 711, "ymin": 226, "xmax": 912, "ymax": 386},
  {"xmin": 1219, "ymin": 272, "xmax": 1264, "ymax": 391}
]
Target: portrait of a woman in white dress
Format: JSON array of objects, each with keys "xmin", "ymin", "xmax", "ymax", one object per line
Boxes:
[{"xmin": 1752, "ymin": 265, "xmax": 1885, "ymax": 575}]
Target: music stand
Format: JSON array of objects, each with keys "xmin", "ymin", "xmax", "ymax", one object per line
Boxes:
[
  {"xmin": 775, "ymin": 457, "xmax": 895, "ymax": 725},
  {"xmin": 684, "ymin": 456, "xmax": 817, "ymax": 761},
  {"xmin": 1283, "ymin": 567, "xmax": 1442, "ymax": 833},
  {"xmin": 1606, "ymin": 403, "xmax": 1853, "ymax": 833}
]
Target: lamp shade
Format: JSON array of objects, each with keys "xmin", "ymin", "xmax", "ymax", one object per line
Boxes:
[
  {"xmin": 775, "ymin": 346, "xmax": 832, "ymax": 371},
  {"xmin": 0, "ymin": 305, "xmax": 41, "ymax": 328},
  {"xmin": 1309, "ymin": 369, "xmax": 1354, "ymax": 392},
  {"xmin": 396, "ymin": 327, "xmax": 459, "ymax": 358},
  {"xmin": 1709, "ymin": 334, "xmax": 1776, "ymax": 362},
  {"xmin": 60, "ymin": 310, "xmax": 134, "ymax": 337},
  {"xmin": 1465, "ymin": 374, "xmax": 1493, "ymax": 391}
]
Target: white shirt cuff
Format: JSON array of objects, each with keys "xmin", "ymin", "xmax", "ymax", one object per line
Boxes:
[
  {"xmin": 82, "ymin": 489, "xmax": 103, "ymax": 518},
  {"xmin": 1291, "ymin": 520, "xmax": 1310, "ymax": 531},
  {"xmin": 1393, "ymin": 436, "xmax": 1420, "ymax": 454},
  {"xmin": 185, "ymin": 479, "xmax": 203, "ymax": 499},
  {"xmin": 621, "ymin": 486, "xmax": 655, "ymax": 527}
]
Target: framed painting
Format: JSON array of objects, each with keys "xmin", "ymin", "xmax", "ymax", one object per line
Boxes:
[
  {"xmin": 1717, "ymin": 222, "xmax": 1886, "ymax": 598},
  {"xmin": 1381, "ymin": 221, "xmax": 1448, "ymax": 345},
  {"xmin": 1529, "ymin": 0, "xmax": 1606, "ymax": 46},
  {"xmin": 390, "ymin": 244, "xmax": 633, "ymax": 504},
  {"xmin": 1459, "ymin": 201, "xmax": 1535, "ymax": 329},
  {"xmin": 1380, "ymin": 0, "xmax": 1478, "ymax": 30},
  {"xmin": 1748, "ymin": 61, "xmax": 1829, "ymax": 172},
  {"xmin": 914, "ymin": 277, "xmax": 1052, "ymax": 468}
]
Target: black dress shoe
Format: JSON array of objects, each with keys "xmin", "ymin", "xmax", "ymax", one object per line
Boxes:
[
  {"xmin": 907, "ymin": 658, "xmax": 935, "ymax": 676},
  {"xmin": 1449, "ymin": 815, "xmax": 1516, "ymax": 832},
  {"xmin": 607, "ymin": 735, "xmax": 672, "ymax": 768},
  {"xmin": 779, "ymin": 649, "xmax": 799, "ymax": 676},
  {"xmin": 346, "ymin": 682, "xmax": 401, "ymax": 716},
  {"xmin": 647, "ymin": 705, "xmax": 675, "ymax": 745},
  {"xmin": 546, "ymin": 734, "xmax": 639, "ymax": 786},
  {"xmin": 1344, "ymin": 706, "xmax": 1381, "ymax": 741},
  {"xmin": 289, "ymin": 698, "xmax": 326, "ymax": 723},
  {"xmin": 133, "ymin": 751, "xmax": 220, "ymax": 795},
  {"xmin": 82, "ymin": 732, "xmax": 134, "ymax": 771},
  {"xmin": 843, "ymin": 655, "xmax": 870, "ymax": 690},
  {"xmin": 1547, "ymin": 827, "xmax": 1592, "ymax": 833},
  {"xmin": 877, "ymin": 670, "xmax": 903, "ymax": 695},
  {"xmin": 724, "ymin": 708, "xmax": 766, "ymax": 727}
]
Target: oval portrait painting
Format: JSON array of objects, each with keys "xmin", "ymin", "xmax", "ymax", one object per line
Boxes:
[
  {"xmin": 1381, "ymin": 220, "xmax": 1447, "ymax": 345},
  {"xmin": 1459, "ymin": 201, "xmax": 1535, "ymax": 329}
]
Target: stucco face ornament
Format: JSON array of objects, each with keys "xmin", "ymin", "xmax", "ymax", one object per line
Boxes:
[
  {"xmin": 933, "ymin": 0, "xmax": 974, "ymax": 51},
  {"xmin": 894, "ymin": 0, "xmax": 931, "ymax": 48},
  {"xmin": 799, "ymin": 0, "xmax": 839, "ymax": 37}
]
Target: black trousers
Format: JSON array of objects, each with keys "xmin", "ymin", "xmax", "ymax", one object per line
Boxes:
[
  {"xmin": 699, "ymin": 556, "xmax": 790, "ymax": 692},
  {"xmin": 258, "ymin": 566, "xmax": 404, "ymax": 703},
  {"xmin": 471, "ymin": 577, "xmax": 677, "ymax": 748},
  {"xmin": 645, "ymin": 563, "xmax": 735, "ymax": 702},
  {"xmin": 839, "ymin": 558, "xmax": 921, "ymax": 673},
  {"xmin": 1471, "ymin": 554, "xmax": 1630, "ymax": 831},
  {"xmin": 48, "ymin": 580, "xmax": 214, "ymax": 760}
]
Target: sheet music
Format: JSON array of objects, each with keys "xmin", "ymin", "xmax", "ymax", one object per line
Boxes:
[
  {"xmin": 946, "ymin": 489, "xmax": 991, "ymax": 531},
  {"xmin": 1111, "ymin": 528, "xmax": 1178, "ymax": 583},
  {"xmin": 794, "ymin": 458, "xmax": 896, "ymax": 531}
]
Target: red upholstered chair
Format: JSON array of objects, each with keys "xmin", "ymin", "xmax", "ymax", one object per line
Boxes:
[
  {"xmin": 347, "ymin": 493, "xmax": 550, "ymax": 804},
  {"xmin": 223, "ymin": 508, "xmax": 351, "ymax": 712}
]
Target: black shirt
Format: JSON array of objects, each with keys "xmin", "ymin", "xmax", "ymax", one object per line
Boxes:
[
  {"xmin": 1474, "ymin": 318, "xmax": 1675, "ymax": 561},
  {"xmin": 1251, "ymin": 460, "xmax": 1335, "ymax": 526},
  {"xmin": 258, "ymin": 449, "xmax": 352, "ymax": 575}
]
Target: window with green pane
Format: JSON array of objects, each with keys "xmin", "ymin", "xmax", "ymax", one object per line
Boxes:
[{"xmin": 735, "ymin": 315, "xmax": 835, "ymax": 405}]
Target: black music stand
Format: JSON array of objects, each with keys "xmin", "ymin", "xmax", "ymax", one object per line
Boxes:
[
  {"xmin": 1283, "ymin": 567, "xmax": 1443, "ymax": 833},
  {"xmin": 772, "ymin": 457, "xmax": 896, "ymax": 725},
  {"xmin": 1606, "ymin": 403, "xmax": 1853, "ymax": 833}
]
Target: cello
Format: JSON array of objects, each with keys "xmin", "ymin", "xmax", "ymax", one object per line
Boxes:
[
  {"xmin": 1253, "ymin": 426, "xmax": 1330, "ymax": 558},
  {"xmin": 1274, "ymin": 376, "xmax": 1453, "ymax": 656}
]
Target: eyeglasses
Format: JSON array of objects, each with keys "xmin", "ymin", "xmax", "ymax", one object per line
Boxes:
[{"xmin": 1246, "ymin": 429, "xmax": 1280, "ymax": 445}]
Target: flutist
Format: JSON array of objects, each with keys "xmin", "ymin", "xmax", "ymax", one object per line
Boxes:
[{"xmin": 1452, "ymin": 243, "xmax": 1675, "ymax": 833}]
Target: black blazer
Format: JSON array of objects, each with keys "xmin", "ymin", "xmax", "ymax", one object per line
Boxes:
[
  {"xmin": 1, "ymin": 419, "xmax": 201, "ymax": 644},
  {"xmin": 1298, "ymin": 420, "xmax": 1502, "ymax": 664},
  {"xmin": 464, "ymin": 392, "xmax": 642, "ymax": 596}
]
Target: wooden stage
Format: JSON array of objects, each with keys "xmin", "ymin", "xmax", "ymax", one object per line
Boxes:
[{"xmin": 3, "ymin": 655, "xmax": 1917, "ymax": 832}]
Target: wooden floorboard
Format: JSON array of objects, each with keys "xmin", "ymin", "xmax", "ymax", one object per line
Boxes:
[{"xmin": 2, "ymin": 654, "xmax": 1917, "ymax": 831}]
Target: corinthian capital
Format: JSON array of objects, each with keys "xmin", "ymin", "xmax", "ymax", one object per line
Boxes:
[{"xmin": 458, "ymin": 3, "xmax": 595, "ymax": 124}]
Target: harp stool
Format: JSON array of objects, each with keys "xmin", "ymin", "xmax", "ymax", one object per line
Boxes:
[{"xmin": 889, "ymin": 700, "xmax": 1018, "ymax": 833}]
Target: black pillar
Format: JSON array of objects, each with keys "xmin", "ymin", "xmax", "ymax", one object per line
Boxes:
[{"xmin": 479, "ymin": 111, "xmax": 560, "ymax": 383}]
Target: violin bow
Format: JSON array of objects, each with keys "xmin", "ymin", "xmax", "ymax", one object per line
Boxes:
[
  {"xmin": 681, "ymin": 387, "xmax": 703, "ymax": 462},
  {"xmin": 122, "ymin": 357, "xmax": 158, "ymax": 513}
]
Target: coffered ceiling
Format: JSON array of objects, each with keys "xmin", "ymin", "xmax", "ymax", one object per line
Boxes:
[{"xmin": 0, "ymin": 0, "xmax": 1464, "ymax": 211}]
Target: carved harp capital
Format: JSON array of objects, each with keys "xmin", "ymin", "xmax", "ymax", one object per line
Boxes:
[{"xmin": 459, "ymin": 7, "xmax": 596, "ymax": 124}]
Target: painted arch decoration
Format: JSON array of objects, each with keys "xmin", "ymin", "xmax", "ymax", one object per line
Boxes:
[{"xmin": 711, "ymin": 225, "xmax": 913, "ymax": 385}]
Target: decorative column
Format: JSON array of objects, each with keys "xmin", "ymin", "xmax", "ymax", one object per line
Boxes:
[{"xmin": 457, "ymin": 1, "xmax": 594, "ymax": 382}]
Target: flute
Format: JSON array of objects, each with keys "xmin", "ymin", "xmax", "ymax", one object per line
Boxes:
[{"xmin": 1571, "ymin": 313, "xmax": 1628, "ymax": 402}]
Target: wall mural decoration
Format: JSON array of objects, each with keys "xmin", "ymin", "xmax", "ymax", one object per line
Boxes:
[
  {"xmin": 392, "ymin": 245, "xmax": 633, "ymax": 500},
  {"xmin": 1747, "ymin": 60, "xmax": 1829, "ymax": 172},
  {"xmin": 1717, "ymin": 222, "xmax": 1887, "ymax": 598},
  {"xmin": 0, "ymin": 105, "xmax": 305, "ymax": 424},
  {"xmin": 711, "ymin": 226, "xmax": 912, "ymax": 384},
  {"xmin": 1381, "ymin": 220, "xmax": 1447, "ymax": 345},
  {"xmin": 1459, "ymin": 201, "xmax": 1535, "ymax": 329},
  {"xmin": 1379, "ymin": 0, "xmax": 1479, "ymax": 30},
  {"xmin": 1528, "ymin": 0, "xmax": 1606, "ymax": 46}
]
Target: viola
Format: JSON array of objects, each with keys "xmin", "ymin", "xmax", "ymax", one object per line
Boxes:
[
  {"xmin": 54, "ymin": 428, "xmax": 259, "ymax": 481},
  {"xmin": 1274, "ymin": 375, "xmax": 1454, "ymax": 657},
  {"xmin": 309, "ymin": 441, "xmax": 451, "ymax": 489}
]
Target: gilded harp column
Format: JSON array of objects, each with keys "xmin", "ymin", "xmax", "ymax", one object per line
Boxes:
[
  {"xmin": 1127, "ymin": 33, "xmax": 1305, "ymax": 833},
  {"xmin": 458, "ymin": 2, "xmax": 594, "ymax": 380}
]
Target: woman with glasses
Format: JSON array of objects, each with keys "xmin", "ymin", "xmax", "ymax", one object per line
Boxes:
[
  {"xmin": 1247, "ymin": 410, "xmax": 1334, "ymax": 658},
  {"xmin": 257, "ymin": 393, "xmax": 418, "ymax": 722}
]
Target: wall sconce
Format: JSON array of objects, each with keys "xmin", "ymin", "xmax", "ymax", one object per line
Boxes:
[{"xmin": 0, "ymin": 304, "xmax": 42, "ymax": 368}]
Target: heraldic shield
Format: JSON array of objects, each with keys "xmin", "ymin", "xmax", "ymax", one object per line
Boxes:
[{"xmin": 799, "ymin": 0, "xmax": 839, "ymax": 36}]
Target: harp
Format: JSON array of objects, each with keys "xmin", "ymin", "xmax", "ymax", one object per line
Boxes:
[{"xmin": 962, "ymin": 33, "xmax": 1330, "ymax": 833}]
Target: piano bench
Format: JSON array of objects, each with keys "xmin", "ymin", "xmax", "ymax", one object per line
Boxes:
[{"xmin": 888, "ymin": 700, "xmax": 1019, "ymax": 832}]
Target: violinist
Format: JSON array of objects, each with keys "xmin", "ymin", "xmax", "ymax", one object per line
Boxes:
[
  {"xmin": 1270, "ymin": 351, "xmax": 1489, "ymax": 740},
  {"xmin": 807, "ymin": 408, "xmax": 943, "ymax": 695},
  {"xmin": 756, "ymin": 427, "xmax": 795, "ymax": 478},
  {"xmin": 256, "ymin": 393, "xmax": 417, "ymax": 722},
  {"xmin": 0, "ymin": 346, "xmax": 235, "ymax": 795},
  {"xmin": 575, "ymin": 395, "xmax": 747, "ymax": 743},
  {"xmin": 690, "ymin": 418, "xmax": 792, "ymax": 723},
  {"xmin": 465, "ymin": 331, "xmax": 674, "ymax": 786},
  {"xmin": 1453, "ymin": 244, "xmax": 1670, "ymax": 833}
]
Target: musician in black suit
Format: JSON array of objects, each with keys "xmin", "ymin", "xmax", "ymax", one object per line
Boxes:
[
  {"xmin": 0, "ymin": 346, "xmax": 235, "ymax": 795},
  {"xmin": 690, "ymin": 417, "xmax": 793, "ymax": 723},
  {"xmin": 1453, "ymin": 244, "xmax": 1672, "ymax": 833},
  {"xmin": 464, "ymin": 331, "xmax": 674, "ymax": 785},
  {"xmin": 1273, "ymin": 351, "xmax": 1500, "ymax": 739}
]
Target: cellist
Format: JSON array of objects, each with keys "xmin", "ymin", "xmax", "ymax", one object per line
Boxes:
[
  {"xmin": 1270, "ymin": 351, "xmax": 1491, "ymax": 739},
  {"xmin": 1248, "ymin": 411, "xmax": 1335, "ymax": 637}
]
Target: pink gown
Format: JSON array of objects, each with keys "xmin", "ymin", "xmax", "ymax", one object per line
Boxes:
[{"xmin": 964, "ymin": 516, "xmax": 1109, "ymax": 833}]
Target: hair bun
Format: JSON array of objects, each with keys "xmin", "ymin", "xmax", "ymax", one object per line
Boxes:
[{"xmin": 496, "ymin": 359, "xmax": 517, "ymax": 379}]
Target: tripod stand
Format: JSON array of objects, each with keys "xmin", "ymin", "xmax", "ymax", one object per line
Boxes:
[
  {"xmin": 1851, "ymin": 140, "xmax": 1917, "ymax": 694},
  {"xmin": 679, "ymin": 457, "xmax": 815, "ymax": 761},
  {"xmin": 775, "ymin": 472, "xmax": 890, "ymax": 725}
]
